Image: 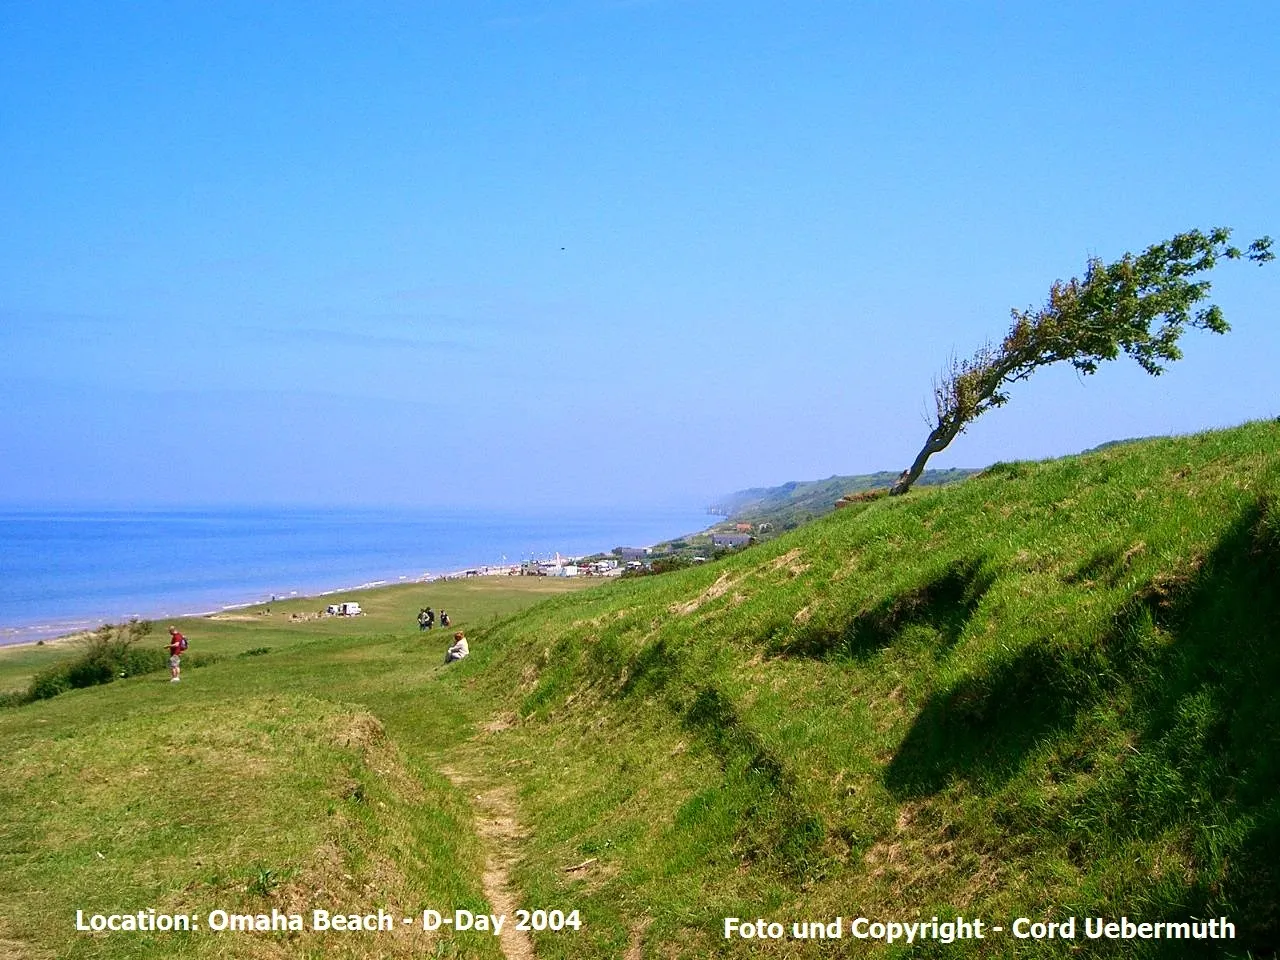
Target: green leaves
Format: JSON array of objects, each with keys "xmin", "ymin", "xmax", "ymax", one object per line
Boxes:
[{"xmin": 893, "ymin": 226, "xmax": 1273, "ymax": 496}]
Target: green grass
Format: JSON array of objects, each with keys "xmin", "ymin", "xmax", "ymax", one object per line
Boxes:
[
  {"xmin": 458, "ymin": 419, "xmax": 1280, "ymax": 958},
  {"xmin": 3, "ymin": 421, "xmax": 1279, "ymax": 958},
  {"xmin": 0, "ymin": 575, "xmax": 591, "ymax": 697},
  {"xmin": 0, "ymin": 576, "xmax": 593, "ymax": 959}
]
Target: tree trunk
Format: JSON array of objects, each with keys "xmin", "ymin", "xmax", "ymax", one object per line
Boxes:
[{"xmin": 889, "ymin": 423, "xmax": 959, "ymax": 496}]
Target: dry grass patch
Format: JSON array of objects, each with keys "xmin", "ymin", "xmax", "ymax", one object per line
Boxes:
[
  {"xmin": 767, "ymin": 548, "xmax": 810, "ymax": 577},
  {"xmin": 668, "ymin": 571, "xmax": 745, "ymax": 616}
]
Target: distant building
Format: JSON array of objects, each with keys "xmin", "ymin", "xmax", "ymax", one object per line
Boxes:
[
  {"xmin": 712, "ymin": 533, "xmax": 752, "ymax": 548},
  {"xmin": 616, "ymin": 546, "xmax": 651, "ymax": 561}
]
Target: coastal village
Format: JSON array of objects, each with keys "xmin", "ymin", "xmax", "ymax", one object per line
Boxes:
[
  {"xmin": 433, "ymin": 519, "xmax": 772, "ymax": 582},
  {"xmin": 304, "ymin": 519, "xmax": 774, "ymax": 620}
]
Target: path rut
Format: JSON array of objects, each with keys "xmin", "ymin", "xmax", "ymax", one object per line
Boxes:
[{"xmin": 439, "ymin": 766, "xmax": 535, "ymax": 960}]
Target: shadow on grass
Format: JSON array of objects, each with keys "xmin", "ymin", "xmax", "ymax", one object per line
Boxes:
[
  {"xmin": 1066, "ymin": 542, "xmax": 1129, "ymax": 586},
  {"xmin": 1121, "ymin": 491, "xmax": 1280, "ymax": 954},
  {"xmin": 617, "ymin": 639, "xmax": 827, "ymax": 878},
  {"xmin": 681, "ymin": 684, "xmax": 826, "ymax": 877},
  {"xmin": 883, "ymin": 570, "xmax": 1175, "ymax": 798},
  {"xmin": 884, "ymin": 487, "xmax": 1280, "ymax": 953},
  {"xmin": 779, "ymin": 556, "xmax": 994, "ymax": 660},
  {"xmin": 884, "ymin": 640, "xmax": 1091, "ymax": 798},
  {"xmin": 618, "ymin": 636, "xmax": 679, "ymax": 698}
]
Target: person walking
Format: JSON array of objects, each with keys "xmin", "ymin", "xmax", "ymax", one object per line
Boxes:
[
  {"xmin": 417, "ymin": 608, "xmax": 429, "ymax": 632},
  {"xmin": 166, "ymin": 626, "xmax": 187, "ymax": 683},
  {"xmin": 425, "ymin": 607, "xmax": 435, "ymax": 630}
]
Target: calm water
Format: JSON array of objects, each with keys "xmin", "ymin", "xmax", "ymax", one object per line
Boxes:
[{"xmin": 0, "ymin": 506, "xmax": 710, "ymax": 644}]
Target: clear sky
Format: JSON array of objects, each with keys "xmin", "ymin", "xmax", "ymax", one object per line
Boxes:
[{"xmin": 3, "ymin": 1, "xmax": 1277, "ymax": 509}]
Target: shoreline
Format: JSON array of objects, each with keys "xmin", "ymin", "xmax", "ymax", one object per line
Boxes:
[
  {"xmin": 0, "ymin": 505, "xmax": 712, "ymax": 650},
  {"xmin": 0, "ymin": 558, "xmax": 630, "ymax": 651},
  {"xmin": 0, "ymin": 574, "xmax": 421, "ymax": 649},
  {"xmin": 0, "ymin": 568, "xmax": 456, "ymax": 649}
]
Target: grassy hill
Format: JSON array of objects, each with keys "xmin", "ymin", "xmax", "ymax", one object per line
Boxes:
[
  {"xmin": 711, "ymin": 467, "xmax": 977, "ymax": 532},
  {"xmin": 2, "ymin": 420, "xmax": 1278, "ymax": 958},
  {"xmin": 465, "ymin": 420, "xmax": 1280, "ymax": 957}
]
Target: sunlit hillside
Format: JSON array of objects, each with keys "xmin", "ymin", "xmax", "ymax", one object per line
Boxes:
[
  {"xmin": 465, "ymin": 418, "xmax": 1280, "ymax": 957},
  {"xmin": 3, "ymin": 420, "xmax": 1278, "ymax": 959}
]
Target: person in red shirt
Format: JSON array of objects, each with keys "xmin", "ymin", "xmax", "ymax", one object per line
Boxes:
[{"xmin": 167, "ymin": 626, "xmax": 186, "ymax": 683}]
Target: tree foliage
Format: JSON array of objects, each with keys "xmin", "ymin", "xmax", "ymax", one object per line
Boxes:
[{"xmin": 890, "ymin": 227, "xmax": 1273, "ymax": 496}]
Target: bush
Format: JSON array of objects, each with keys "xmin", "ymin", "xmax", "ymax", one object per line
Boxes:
[
  {"xmin": 27, "ymin": 621, "xmax": 166, "ymax": 702},
  {"xmin": 650, "ymin": 556, "xmax": 693, "ymax": 574},
  {"xmin": 0, "ymin": 689, "xmax": 33, "ymax": 709}
]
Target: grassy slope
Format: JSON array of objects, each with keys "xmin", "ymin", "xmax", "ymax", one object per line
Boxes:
[
  {"xmin": 0, "ymin": 575, "xmax": 588, "ymax": 696},
  {"xmin": 0, "ymin": 577, "xmax": 593, "ymax": 959},
  {"xmin": 457, "ymin": 420, "xmax": 1280, "ymax": 958},
  {"xmin": 3, "ymin": 422, "xmax": 1278, "ymax": 959}
]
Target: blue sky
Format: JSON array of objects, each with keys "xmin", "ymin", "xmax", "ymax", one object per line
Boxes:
[{"xmin": 3, "ymin": 1, "xmax": 1277, "ymax": 509}]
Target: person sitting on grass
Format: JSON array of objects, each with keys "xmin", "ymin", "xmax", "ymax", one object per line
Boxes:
[
  {"xmin": 166, "ymin": 626, "xmax": 186, "ymax": 683},
  {"xmin": 444, "ymin": 631, "xmax": 469, "ymax": 664}
]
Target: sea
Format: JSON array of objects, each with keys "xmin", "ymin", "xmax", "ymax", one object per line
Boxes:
[{"xmin": 0, "ymin": 505, "xmax": 711, "ymax": 646}]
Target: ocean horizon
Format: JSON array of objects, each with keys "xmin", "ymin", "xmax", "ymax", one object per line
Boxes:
[{"xmin": 0, "ymin": 504, "xmax": 712, "ymax": 645}]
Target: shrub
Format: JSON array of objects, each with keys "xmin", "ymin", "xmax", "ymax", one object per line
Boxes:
[
  {"xmin": 0, "ymin": 689, "xmax": 34, "ymax": 709},
  {"xmin": 27, "ymin": 620, "xmax": 166, "ymax": 701}
]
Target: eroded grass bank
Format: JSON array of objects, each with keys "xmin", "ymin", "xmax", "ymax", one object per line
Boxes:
[{"xmin": 459, "ymin": 420, "xmax": 1280, "ymax": 958}]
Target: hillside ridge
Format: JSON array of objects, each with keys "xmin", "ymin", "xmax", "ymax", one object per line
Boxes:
[
  {"xmin": 459, "ymin": 420, "xmax": 1280, "ymax": 957},
  {"xmin": 3, "ymin": 421, "xmax": 1278, "ymax": 959}
]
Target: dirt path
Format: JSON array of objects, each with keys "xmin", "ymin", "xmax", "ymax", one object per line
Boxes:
[{"xmin": 439, "ymin": 766, "xmax": 536, "ymax": 960}]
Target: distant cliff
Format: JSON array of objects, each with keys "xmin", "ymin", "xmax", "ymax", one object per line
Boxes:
[{"xmin": 715, "ymin": 467, "xmax": 976, "ymax": 531}]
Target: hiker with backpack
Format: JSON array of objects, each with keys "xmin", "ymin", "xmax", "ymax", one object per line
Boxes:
[{"xmin": 167, "ymin": 626, "xmax": 188, "ymax": 683}]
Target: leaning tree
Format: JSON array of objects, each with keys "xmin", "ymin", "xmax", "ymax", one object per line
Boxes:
[{"xmin": 889, "ymin": 227, "xmax": 1273, "ymax": 496}]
